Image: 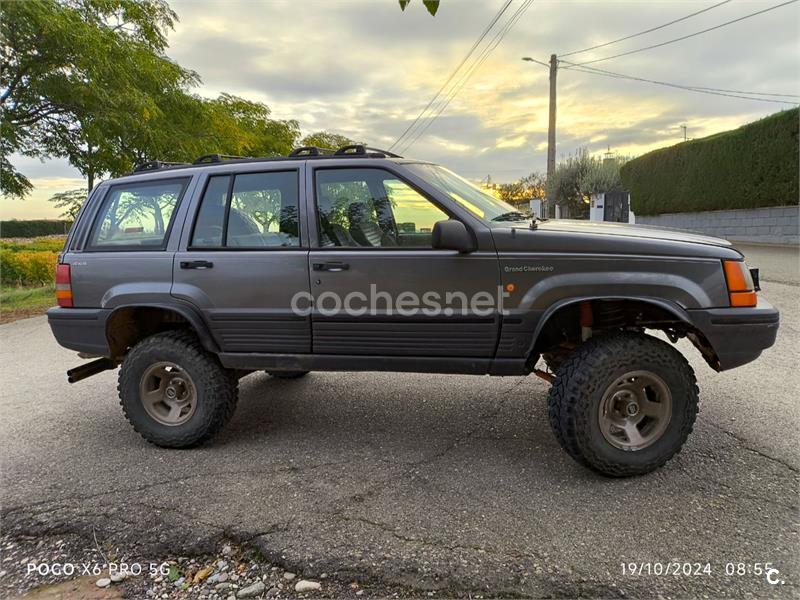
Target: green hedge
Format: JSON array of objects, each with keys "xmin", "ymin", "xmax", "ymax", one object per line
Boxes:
[
  {"xmin": 621, "ymin": 108, "xmax": 799, "ymax": 215},
  {"xmin": 1, "ymin": 220, "xmax": 71, "ymax": 238}
]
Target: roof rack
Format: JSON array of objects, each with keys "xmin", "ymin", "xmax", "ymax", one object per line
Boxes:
[
  {"xmin": 289, "ymin": 146, "xmax": 334, "ymax": 157},
  {"xmin": 133, "ymin": 160, "xmax": 190, "ymax": 173},
  {"xmin": 334, "ymin": 145, "xmax": 402, "ymax": 158},
  {"xmin": 193, "ymin": 153, "xmax": 250, "ymax": 165},
  {"xmin": 127, "ymin": 145, "xmax": 404, "ymax": 176}
]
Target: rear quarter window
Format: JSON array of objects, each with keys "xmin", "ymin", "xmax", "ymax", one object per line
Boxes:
[{"xmin": 87, "ymin": 178, "xmax": 190, "ymax": 250}]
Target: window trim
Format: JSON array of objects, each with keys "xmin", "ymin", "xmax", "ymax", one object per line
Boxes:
[
  {"xmin": 84, "ymin": 177, "xmax": 191, "ymax": 252},
  {"xmin": 312, "ymin": 165, "xmax": 462, "ymax": 251},
  {"xmin": 188, "ymin": 169, "xmax": 303, "ymax": 251}
]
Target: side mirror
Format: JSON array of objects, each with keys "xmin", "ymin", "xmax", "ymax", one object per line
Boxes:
[{"xmin": 432, "ymin": 220, "xmax": 476, "ymax": 253}]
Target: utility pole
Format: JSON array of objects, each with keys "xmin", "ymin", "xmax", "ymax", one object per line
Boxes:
[
  {"xmin": 522, "ymin": 54, "xmax": 558, "ymax": 218},
  {"xmin": 680, "ymin": 124, "xmax": 688, "ymax": 141},
  {"xmin": 546, "ymin": 54, "xmax": 558, "ymax": 218}
]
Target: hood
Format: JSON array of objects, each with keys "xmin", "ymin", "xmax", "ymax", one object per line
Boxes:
[
  {"xmin": 533, "ymin": 219, "xmax": 732, "ymax": 247},
  {"xmin": 492, "ymin": 219, "xmax": 742, "ymax": 260}
]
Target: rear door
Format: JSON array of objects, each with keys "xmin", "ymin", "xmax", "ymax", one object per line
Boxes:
[
  {"xmin": 172, "ymin": 165, "xmax": 312, "ymax": 353},
  {"xmin": 307, "ymin": 165, "xmax": 501, "ymax": 357}
]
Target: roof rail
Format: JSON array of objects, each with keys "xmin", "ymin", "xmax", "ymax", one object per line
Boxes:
[
  {"xmin": 133, "ymin": 160, "xmax": 191, "ymax": 173},
  {"xmin": 333, "ymin": 145, "xmax": 402, "ymax": 158},
  {"xmin": 193, "ymin": 153, "xmax": 251, "ymax": 165},
  {"xmin": 126, "ymin": 145, "xmax": 405, "ymax": 177},
  {"xmin": 289, "ymin": 146, "xmax": 334, "ymax": 157}
]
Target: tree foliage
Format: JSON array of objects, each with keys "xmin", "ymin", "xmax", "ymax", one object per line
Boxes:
[
  {"xmin": 545, "ymin": 149, "xmax": 626, "ymax": 217},
  {"xmin": 399, "ymin": 0, "xmax": 439, "ymax": 16},
  {"xmin": 496, "ymin": 172, "xmax": 545, "ymax": 206},
  {"xmin": 621, "ymin": 108, "xmax": 799, "ymax": 215},
  {"xmin": 1, "ymin": 1, "xmax": 303, "ymax": 199},
  {"xmin": 1, "ymin": 0, "xmax": 195, "ymax": 195},
  {"xmin": 301, "ymin": 131, "xmax": 356, "ymax": 151},
  {"xmin": 48, "ymin": 189, "xmax": 88, "ymax": 220}
]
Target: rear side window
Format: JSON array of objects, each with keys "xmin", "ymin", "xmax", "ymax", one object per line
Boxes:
[
  {"xmin": 88, "ymin": 179, "xmax": 189, "ymax": 250},
  {"xmin": 191, "ymin": 170, "xmax": 300, "ymax": 248}
]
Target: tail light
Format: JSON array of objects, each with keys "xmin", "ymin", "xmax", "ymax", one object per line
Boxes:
[
  {"xmin": 723, "ymin": 260, "xmax": 756, "ymax": 308},
  {"xmin": 55, "ymin": 264, "xmax": 73, "ymax": 307}
]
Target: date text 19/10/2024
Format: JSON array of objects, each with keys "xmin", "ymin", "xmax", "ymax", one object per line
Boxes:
[{"xmin": 621, "ymin": 562, "xmax": 785, "ymax": 584}]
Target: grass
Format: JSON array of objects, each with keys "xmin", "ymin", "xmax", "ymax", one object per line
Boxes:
[{"xmin": 0, "ymin": 283, "xmax": 55, "ymax": 323}]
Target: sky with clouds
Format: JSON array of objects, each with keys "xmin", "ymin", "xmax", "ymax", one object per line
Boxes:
[{"xmin": 5, "ymin": 0, "xmax": 799, "ymax": 219}]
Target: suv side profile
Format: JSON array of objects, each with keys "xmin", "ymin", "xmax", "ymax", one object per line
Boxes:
[{"xmin": 48, "ymin": 145, "xmax": 779, "ymax": 477}]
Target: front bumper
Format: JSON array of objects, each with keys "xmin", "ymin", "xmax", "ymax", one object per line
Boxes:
[
  {"xmin": 687, "ymin": 298, "xmax": 779, "ymax": 371},
  {"xmin": 47, "ymin": 307, "xmax": 111, "ymax": 356}
]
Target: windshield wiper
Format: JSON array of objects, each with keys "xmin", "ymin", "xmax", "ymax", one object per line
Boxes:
[{"xmin": 491, "ymin": 211, "xmax": 530, "ymax": 222}]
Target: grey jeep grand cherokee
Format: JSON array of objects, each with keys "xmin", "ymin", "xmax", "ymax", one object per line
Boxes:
[{"xmin": 48, "ymin": 145, "xmax": 779, "ymax": 476}]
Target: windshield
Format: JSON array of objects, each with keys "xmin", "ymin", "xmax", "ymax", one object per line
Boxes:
[{"xmin": 408, "ymin": 164, "xmax": 530, "ymax": 225}]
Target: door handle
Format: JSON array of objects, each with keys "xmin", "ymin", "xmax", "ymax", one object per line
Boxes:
[
  {"xmin": 313, "ymin": 261, "xmax": 349, "ymax": 272},
  {"xmin": 180, "ymin": 260, "xmax": 214, "ymax": 269}
]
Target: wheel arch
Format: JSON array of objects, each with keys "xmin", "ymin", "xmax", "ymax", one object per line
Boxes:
[
  {"xmin": 105, "ymin": 302, "xmax": 220, "ymax": 359},
  {"xmin": 528, "ymin": 295, "xmax": 720, "ymax": 370}
]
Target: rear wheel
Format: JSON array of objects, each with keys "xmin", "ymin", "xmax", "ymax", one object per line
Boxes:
[
  {"xmin": 118, "ymin": 331, "xmax": 238, "ymax": 448},
  {"xmin": 266, "ymin": 370, "xmax": 309, "ymax": 379},
  {"xmin": 547, "ymin": 332, "xmax": 699, "ymax": 477}
]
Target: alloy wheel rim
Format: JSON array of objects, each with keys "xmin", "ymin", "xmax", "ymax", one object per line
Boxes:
[
  {"xmin": 139, "ymin": 361, "xmax": 197, "ymax": 426},
  {"xmin": 598, "ymin": 370, "xmax": 672, "ymax": 451}
]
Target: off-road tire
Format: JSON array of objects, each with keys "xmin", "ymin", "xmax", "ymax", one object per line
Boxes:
[
  {"xmin": 118, "ymin": 330, "xmax": 238, "ymax": 448},
  {"xmin": 266, "ymin": 370, "xmax": 309, "ymax": 379},
  {"xmin": 547, "ymin": 332, "xmax": 699, "ymax": 477}
]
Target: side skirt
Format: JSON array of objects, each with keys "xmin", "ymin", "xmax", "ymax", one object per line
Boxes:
[{"xmin": 218, "ymin": 353, "xmax": 530, "ymax": 376}]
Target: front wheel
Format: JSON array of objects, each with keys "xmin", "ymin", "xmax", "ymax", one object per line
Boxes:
[
  {"xmin": 547, "ymin": 332, "xmax": 699, "ymax": 477},
  {"xmin": 118, "ymin": 331, "xmax": 238, "ymax": 448}
]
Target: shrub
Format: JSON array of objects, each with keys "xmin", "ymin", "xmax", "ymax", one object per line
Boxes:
[
  {"xmin": 621, "ymin": 108, "xmax": 799, "ymax": 215},
  {"xmin": 0, "ymin": 220, "xmax": 71, "ymax": 238},
  {"xmin": 0, "ymin": 250, "xmax": 59, "ymax": 285},
  {"xmin": 0, "ymin": 237, "xmax": 66, "ymax": 252}
]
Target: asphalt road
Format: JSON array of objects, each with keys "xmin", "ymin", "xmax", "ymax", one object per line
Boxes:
[{"xmin": 1, "ymin": 245, "xmax": 798, "ymax": 599}]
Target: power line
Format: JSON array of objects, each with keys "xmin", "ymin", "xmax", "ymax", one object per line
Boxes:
[
  {"xmin": 388, "ymin": 0, "xmax": 514, "ymax": 152},
  {"xmin": 571, "ymin": 0, "xmax": 799, "ymax": 66},
  {"xmin": 399, "ymin": 0, "xmax": 535, "ymax": 153},
  {"xmin": 560, "ymin": 60, "xmax": 799, "ymax": 104},
  {"xmin": 560, "ymin": 0, "xmax": 732, "ymax": 58}
]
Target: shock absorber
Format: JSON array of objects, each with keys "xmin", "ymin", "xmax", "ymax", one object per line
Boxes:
[{"xmin": 579, "ymin": 301, "xmax": 593, "ymax": 341}]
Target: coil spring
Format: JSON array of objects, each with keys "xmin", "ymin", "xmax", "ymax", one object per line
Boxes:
[{"xmin": 595, "ymin": 302, "xmax": 626, "ymax": 329}]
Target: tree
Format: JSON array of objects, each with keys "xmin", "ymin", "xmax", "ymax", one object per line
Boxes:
[
  {"xmin": 301, "ymin": 131, "xmax": 356, "ymax": 151},
  {"xmin": 497, "ymin": 172, "xmax": 546, "ymax": 206},
  {"xmin": 545, "ymin": 149, "xmax": 626, "ymax": 218},
  {"xmin": 48, "ymin": 189, "xmax": 87, "ymax": 220},
  {"xmin": 1, "ymin": 0, "xmax": 197, "ymax": 196}
]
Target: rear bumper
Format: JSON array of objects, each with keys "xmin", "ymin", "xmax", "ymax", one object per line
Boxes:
[
  {"xmin": 687, "ymin": 299, "xmax": 779, "ymax": 371},
  {"xmin": 47, "ymin": 307, "xmax": 111, "ymax": 356}
]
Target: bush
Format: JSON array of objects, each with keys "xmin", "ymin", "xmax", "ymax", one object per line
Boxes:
[
  {"xmin": 0, "ymin": 237, "xmax": 66, "ymax": 252},
  {"xmin": 0, "ymin": 250, "xmax": 59, "ymax": 285},
  {"xmin": 0, "ymin": 220, "xmax": 71, "ymax": 238},
  {"xmin": 621, "ymin": 108, "xmax": 799, "ymax": 215}
]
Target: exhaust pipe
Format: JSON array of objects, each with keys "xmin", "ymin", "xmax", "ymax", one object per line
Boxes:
[{"xmin": 67, "ymin": 358, "xmax": 117, "ymax": 383}]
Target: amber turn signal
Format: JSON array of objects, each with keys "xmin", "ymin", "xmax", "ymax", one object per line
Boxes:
[{"xmin": 723, "ymin": 260, "xmax": 756, "ymax": 307}]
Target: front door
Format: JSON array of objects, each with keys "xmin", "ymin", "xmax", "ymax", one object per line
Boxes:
[
  {"xmin": 307, "ymin": 166, "xmax": 500, "ymax": 357},
  {"xmin": 172, "ymin": 167, "xmax": 312, "ymax": 353}
]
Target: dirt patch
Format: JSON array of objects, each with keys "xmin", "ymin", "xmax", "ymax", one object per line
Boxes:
[
  {"xmin": 0, "ymin": 307, "xmax": 48, "ymax": 324},
  {"xmin": 13, "ymin": 577, "xmax": 124, "ymax": 600}
]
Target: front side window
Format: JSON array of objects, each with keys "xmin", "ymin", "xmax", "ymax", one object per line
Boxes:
[
  {"xmin": 315, "ymin": 168, "xmax": 449, "ymax": 248},
  {"xmin": 191, "ymin": 171, "xmax": 300, "ymax": 248},
  {"xmin": 89, "ymin": 179, "xmax": 188, "ymax": 249}
]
